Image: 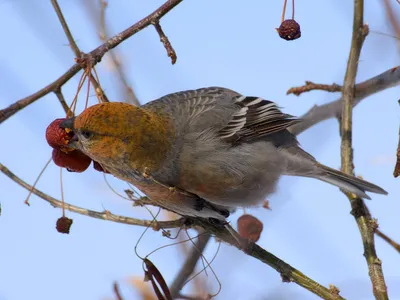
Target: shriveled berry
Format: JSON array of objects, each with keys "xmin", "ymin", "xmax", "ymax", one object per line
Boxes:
[
  {"xmin": 93, "ymin": 161, "xmax": 110, "ymax": 174},
  {"xmin": 262, "ymin": 200, "xmax": 271, "ymax": 210},
  {"xmin": 237, "ymin": 214, "xmax": 263, "ymax": 242},
  {"xmin": 56, "ymin": 216, "xmax": 73, "ymax": 234},
  {"xmin": 277, "ymin": 19, "xmax": 301, "ymax": 41},
  {"xmin": 46, "ymin": 118, "xmax": 74, "ymax": 149},
  {"xmin": 52, "ymin": 148, "xmax": 92, "ymax": 172}
]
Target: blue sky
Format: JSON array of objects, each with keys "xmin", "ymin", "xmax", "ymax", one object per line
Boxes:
[{"xmin": 0, "ymin": 1, "xmax": 399, "ymax": 299}]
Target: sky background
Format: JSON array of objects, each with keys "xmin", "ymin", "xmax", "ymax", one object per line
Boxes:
[{"xmin": 0, "ymin": 0, "xmax": 399, "ymax": 299}]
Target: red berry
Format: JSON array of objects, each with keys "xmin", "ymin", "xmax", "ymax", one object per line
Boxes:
[
  {"xmin": 93, "ymin": 161, "xmax": 110, "ymax": 173},
  {"xmin": 56, "ymin": 216, "xmax": 73, "ymax": 234},
  {"xmin": 52, "ymin": 148, "xmax": 92, "ymax": 173},
  {"xmin": 237, "ymin": 214, "xmax": 263, "ymax": 242},
  {"xmin": 277, "ymin": 19, "xmax": 301, "ymax": 41},
  {"xmin": 46, "ymin": 118, "xmax": 74, "ymax": 149}
]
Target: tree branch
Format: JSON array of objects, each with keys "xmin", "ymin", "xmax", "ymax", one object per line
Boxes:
[
  {"xmin": 190, "ymin": 220, "xmax": 345, "ymax": 300},
  {"xmin": 287, "ymin": 81, "xmax": 342, "ymax": 96},
  {"xmin": 340, "ymin": 1, "xmax": 388, "ymax": 299},
  {"xmin": 376, "ymin": 229, "xmax": 400, "ymax": 253},
  {"xmin": 0, "ymin": 161, "xmax": 344, "ymax": 299},
  {"xmin": 54, "ymin": 88, "xmax": 71, "ymax": 116},
  {"xmin": 169, "ymin": 231, "xmax": 211, "ymax": 298},
  {"xmin": 152, "ymin": 20, "xmax": 177, "ymax": 65},
  {"xmin": 0, "ymin": 162, "xmax": 183, "ymax": 230},
  {"xmin": 0, "ymin": 0, "xmax": 183, "ymax": 124},
  {"xmin": 96, "ymin": 0, "xmax": 140, "ymax": 106},
  {"xmin": 51, "ymin": 0, "xmax": 81, "ymax": 57},
  {"xmin": 52, "ymin": 0, "xmax": 110, "ymax": 103},
  {"xmin": 289, "ymin": 65, "xmax": 400, "ymax": 135}
]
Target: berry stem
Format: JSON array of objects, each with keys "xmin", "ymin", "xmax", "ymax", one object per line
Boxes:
[
  {"xmin": 60, "ymin": 167, "xmax": 66, "ymax": 217},
  {"xmin": 85, "ymin": 65, "xmax": 92, "ymax": 110},
  {"xmin": 281, "ymin": 0, "xmax": 288, "ymax": 23},
  {"xmin": 25, "ymin": 158, "xmax": 52, "ymax": 206},
  {"xmin": 69, "ymin": 71, "xmax": 89, "ymax": 116},
  {"xmin": 292, "ymin": 0, "xmax": 295, "ymax": 19}
]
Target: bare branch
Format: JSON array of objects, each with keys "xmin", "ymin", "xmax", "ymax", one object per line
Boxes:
[
  {"xmin": 376, "ymin": 229, "xmax": 400, "ymax": 253},
  {"xmin": 54, "ymin": 88, "xmax": 71, "ymax": 116},
  {"xmin": 341, "ymin": 12, "xmax": 367, "ymax": 175},
  {"xmin": 394, "ymin": 105, "xmax": 400, "ymax": 177},
  {"xmin": 0, "ymin": 64, "xmax": 81, "ymax": 123},
  {"xmin": 52, "ymin": 0, "xmax": 110, "ymax": 103},
  {"xmin": 153, "ymin": 21, "xmax": 177, "ymax": 65},
  {"xmin": 192, "ymin": 221, "xmax": 345, "ymax": 300},
  {"xmin": 96, "ymin": 0, "xmax": 140, "ymax": 106},
  {"xmin": 287, "ymin": 81, "xmax": 342, "ymax": 96},
  {"xmin": 0, "ymin": 0, "xmax": 183, "ymax": 124},
  {"xmin": 0, "ymin": 160, "xmax": 345, "ymax": 299},
  {"xmin": 51, "ymin": 0, "xmax": 81, "ymax": 57},
  {"xmin": 0, "ymin": 162, "xmax": 183, "ymax": 230},
  {"xmin": 113, "ymin": 282, "xmax": 125, "ymax": 300},
  {"xmin": 289, "ymin": 65, "xmax": 400, "ymax": 135},
  {"xmin": 170, "ymin": 232, "xmax": 211, "ymax": 298},
  {"xmin": 340, "ymin": 0, "xmax": 388, "ymax": 298},
  {"xmin": 383, "ymin": 0, "xmax": 400, "ymax": 38}
]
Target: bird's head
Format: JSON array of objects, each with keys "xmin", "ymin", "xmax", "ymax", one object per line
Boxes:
[{"xmin": 59, "ymin": 102, "xmax": 174, "ymax": 175}]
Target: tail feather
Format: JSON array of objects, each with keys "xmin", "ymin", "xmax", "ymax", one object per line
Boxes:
[
  {"xmin": 317, "ymin": 165, "xmax": 388, "ymax": 199},
  {"xmin": 279, "ymin": 145, "xmax": 387, "ymax": 199}
]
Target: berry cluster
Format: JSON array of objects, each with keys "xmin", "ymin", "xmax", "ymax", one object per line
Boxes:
[{"xmin": 45, "ymin": 118, "xmax": 109, "ymax": 173}]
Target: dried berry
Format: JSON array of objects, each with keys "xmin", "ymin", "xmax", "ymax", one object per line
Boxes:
[
  {"xmin": 56, "ymin": 216, "xmax": 73, "ymax": 234},
  {"xmin": 277, "ymin": 19, "xmax": 301, "ymax": 41},
  {"xmin": 262, "ymin": 200, "xmax": 271, "ymax": 210},
  {"xmin": 93, "ymin": 161, "xmax": 110, "ymax": 174},
  {"xmin": 237, "ymin": 214, "xmax": 263, "ymax": 242},
  {"xmin": 46, "ymin": 118, "xmax": 75, "ymax": 149},
  {"xmin": 52, "ymin": 148, "xmax": 92, "ymax": 172}
]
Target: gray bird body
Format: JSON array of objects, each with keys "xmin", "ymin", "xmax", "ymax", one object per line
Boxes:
[
  {"xmin": 141, "ymin": 87, "xmax": 387, "ymax": 216},
  {"xmin": 64, "ymin": 87, "xmax": 388, "ymax": 220}
]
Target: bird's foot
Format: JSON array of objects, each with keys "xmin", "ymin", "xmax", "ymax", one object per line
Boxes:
[{"xmin": 194, "ymin": 198, "xmax": 230, "ymax": 218}]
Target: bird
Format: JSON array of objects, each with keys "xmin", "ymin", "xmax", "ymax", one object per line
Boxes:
[{"xmin": 59, "ymin": 87, "xmax": 387, "ymax": 221}]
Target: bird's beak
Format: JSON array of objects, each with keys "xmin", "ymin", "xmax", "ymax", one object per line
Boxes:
[
  {"xmin": 59, "ymin": 117, "xmax": 80, "ymax": 149},
  {"xmin": 59, "ymin": 117, "xmax": 75, "ymax": 130}
]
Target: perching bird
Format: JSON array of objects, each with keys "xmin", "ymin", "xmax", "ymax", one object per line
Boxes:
[{"xmin": 59, "ymin": 87, "xmax": 387, "ymax": 221}]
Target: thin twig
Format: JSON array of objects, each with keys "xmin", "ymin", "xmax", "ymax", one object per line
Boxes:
[
  {"xmin": 52, "ymin": 0, "xmax": 110, "ymax": 103},
  {"xmin": 376, "ymin": 229, "xmax": 400, "ymax": 253},
  {"xmin": 340, "ymin": 0, "xmax": 388, "ymax": 298},
  {"xmin": 394, "ymin": 101, "xmax": 400, "ymax": 177},
  {"xmin": 153, "ymin": 20, "xmax": 177, "ymax": 64},
  {"xmin": 113, "ymin": 282, "xmax": 124, "ymax": 300},
  {"xmin": 169, "ymin": 232, "xmax": 211, "ymax": 298},
  {"xmin": 51, "ymin": 0, "xmax": 81, "ymax": 57},
  {"xmin": 383, "ymin": 0, "xmax": 400, "ymax": 38},
  {"xmin": 287, "ymin": 81, "xmax": 342, "ymax": 96},
  {"xmin": 0, "ymin": 0, "xmax": 183, "ymax": 124},
  {"xmin": 289, "ymin": 65, "xmax": 400, "ymax": 135},
  {"xmin": 54, "ymin": 88, "xmax": 71, "ymax": 116},
  {"xmin": 97, "ymin": 0, "xmax": 140, "ymax": 106},
  {"xmin": 0, "ymin": 162, "xmax": 183, "ymax": 230}
]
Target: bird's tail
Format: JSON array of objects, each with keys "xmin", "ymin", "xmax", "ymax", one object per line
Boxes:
[
  {"xmin": 281, "ymin": 146, "xmax": 388, "ymax": 199},
  {"xmin": 313, "ymin": 165, "xmax": 387, "ymax": 199}
]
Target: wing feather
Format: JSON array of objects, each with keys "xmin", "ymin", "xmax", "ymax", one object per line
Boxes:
[{"xmin": 217, "ymin": 96, "xmax": 301, "ymax": 143}]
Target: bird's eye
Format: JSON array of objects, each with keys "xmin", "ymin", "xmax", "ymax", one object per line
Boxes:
[{"xmin": 81, "ymin": 130, "xmax": 93, "ymax": 139}]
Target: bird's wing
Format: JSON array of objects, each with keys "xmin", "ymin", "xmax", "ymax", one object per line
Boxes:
[
  {"xmin": 144, "ymin": 87, "xmax": 301, "ymax": 144},
  {"xmin": 143, "ymin": 87, "xmax": 241, "ymax": 131},
  {"xmin": 216, "ymin": 95, "xmax": 301, "ymax": 144}
]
